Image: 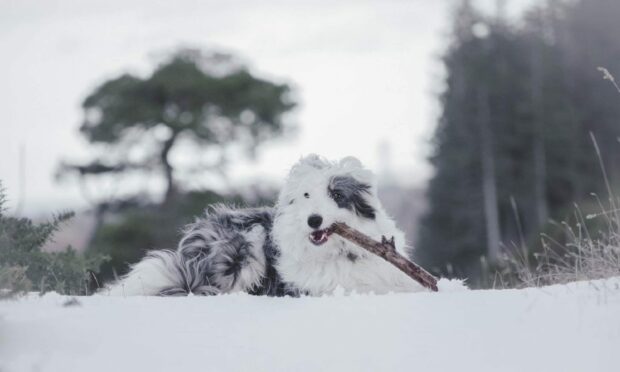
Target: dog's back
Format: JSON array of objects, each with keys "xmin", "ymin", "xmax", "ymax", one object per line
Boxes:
[{"xmin": 103, "ymin": 205, "xmax": 289, "ymax": 296}]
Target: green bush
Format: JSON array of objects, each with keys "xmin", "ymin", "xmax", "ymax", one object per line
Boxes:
[{"xmin": 0, "ymin": 182, "xmax": 107, "ymax": 296}]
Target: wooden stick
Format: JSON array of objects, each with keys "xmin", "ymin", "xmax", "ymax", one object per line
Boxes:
[{"xmin": 328, "ymin": 222, "xmax": 439, "ymax": 292}]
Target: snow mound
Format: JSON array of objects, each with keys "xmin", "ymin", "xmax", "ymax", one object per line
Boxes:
[{"xmin": 1, "ymin": 278, "xmax": 619, "ymax": 372}]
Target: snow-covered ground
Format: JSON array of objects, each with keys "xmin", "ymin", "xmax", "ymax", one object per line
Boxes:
[{"xmin": 1, "ymin": 278, "xmax": 619, "ymax": 372}]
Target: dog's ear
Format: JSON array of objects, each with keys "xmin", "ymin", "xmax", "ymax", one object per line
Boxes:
[
  {"xmin": 338, "ymin": 156, "xmax": 362, "ymax": 169},
  {"xmin": 339, "ymin": 156, "xmax": 375, "ymax": 188},
  {"xmin": 299, "ymin": 154, "xmax": 329, "ymax": 169},
  {"xmin": 287, "ymin": 154, "xmax": 330, "ymax": 179}
]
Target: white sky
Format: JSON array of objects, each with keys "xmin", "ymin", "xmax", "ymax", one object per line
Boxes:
[{"xmin": 0, "ymin": 0, "xmax": 534, "ymax": 214}]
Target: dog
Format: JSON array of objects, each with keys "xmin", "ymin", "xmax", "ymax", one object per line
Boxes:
[{"xmin": 103, "ymin": 154, "xmax": 423, "ymax": 296}]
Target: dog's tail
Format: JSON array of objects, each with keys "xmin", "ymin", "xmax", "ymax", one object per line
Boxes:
[{"xmin": 101, "ymin": 250, "xmax": 216, "ymax": 296}]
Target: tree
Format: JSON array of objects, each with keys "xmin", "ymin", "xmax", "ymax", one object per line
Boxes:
[
  {"xmin": 416, "ymin": 0, "xmax": 620, "ymax": 287},
  {"xmin": 70, "ymin": 49, "xmax": 295, "ymax": 203}
]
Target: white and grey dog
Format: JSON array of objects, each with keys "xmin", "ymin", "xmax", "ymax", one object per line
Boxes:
[{"xmin": 104, "ymin": 154, "xmax": 423, "ymax": 296}]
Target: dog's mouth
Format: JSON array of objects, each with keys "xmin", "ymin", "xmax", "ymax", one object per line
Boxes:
[{"xmin": 309, "ymin": 228, "xmax": 333, "ymax": 246}]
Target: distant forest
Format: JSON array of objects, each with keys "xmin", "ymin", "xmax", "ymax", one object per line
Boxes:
[{"xmin": 416, "ymin": 0, "xmax": 620, "ymax": 286}]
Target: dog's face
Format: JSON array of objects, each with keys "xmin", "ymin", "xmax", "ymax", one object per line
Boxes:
[{"xmin": 274, "ymin": 154, "xmax": 379, "ymax": 252}]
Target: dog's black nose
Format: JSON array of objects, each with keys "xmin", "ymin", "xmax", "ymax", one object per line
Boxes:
[{"xmin": 307, "ymin": 214, "xmax": 323, "ymax": 229}]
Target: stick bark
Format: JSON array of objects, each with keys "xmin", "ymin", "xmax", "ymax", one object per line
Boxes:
[{"xmin": 328, "ymin": 223, "xmax": 439, "ymax": 292}]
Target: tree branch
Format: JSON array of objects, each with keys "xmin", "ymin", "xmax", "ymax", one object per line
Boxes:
[{"xmin": 328, "ymin": 222, "xmax": 439, "ymax": 292}]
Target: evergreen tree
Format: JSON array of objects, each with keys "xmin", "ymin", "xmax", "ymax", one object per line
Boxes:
[{"xmin": 416, "ymin": 0, "xmax": 620, "ymax": 286}]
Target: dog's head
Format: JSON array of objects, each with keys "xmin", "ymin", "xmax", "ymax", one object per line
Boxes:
[{"xmin": 273, "ymin": 154, "xmax": 380, "ymax": 251}]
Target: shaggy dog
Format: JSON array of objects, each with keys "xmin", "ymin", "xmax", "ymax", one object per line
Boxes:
[{"xmin": 104, "ymin": 154, "xmax": 423, "ymax": 296}]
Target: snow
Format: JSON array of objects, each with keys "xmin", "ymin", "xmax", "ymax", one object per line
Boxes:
[{"xmin": 1, "ymin": 278, "xmax": 619, "ymax": 372}]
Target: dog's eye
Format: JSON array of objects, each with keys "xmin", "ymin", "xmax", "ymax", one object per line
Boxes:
[
  {"xmin": 332, "ymin": 192, "xmax": 343, "ymax": 201},
  {"xmin": 304, "ymin": 192, "xmax": 310, "ymax": 198}
]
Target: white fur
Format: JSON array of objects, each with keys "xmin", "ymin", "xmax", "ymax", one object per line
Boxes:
[
  {"xmin": 273, "ymin": 155, "xmax": 423, "ymax": 295},
  {"xmin": 104, "ymin": 251, "xmax": 183, "ymax": 296}
]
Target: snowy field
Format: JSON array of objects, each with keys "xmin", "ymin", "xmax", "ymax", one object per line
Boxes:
[{"xmin": 1, "ymin": 278, "xmax": 619, "ymax": 372}]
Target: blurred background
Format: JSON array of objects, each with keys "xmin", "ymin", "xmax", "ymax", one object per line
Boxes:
[{"xmin": 1, "ymin": 0, "xmax": 619, "ymax": 294}]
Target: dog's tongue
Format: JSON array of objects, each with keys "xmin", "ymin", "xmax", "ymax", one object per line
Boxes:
[{"xmin": 311, "ymin": 230, "xmax": 325, "ymax": 240}]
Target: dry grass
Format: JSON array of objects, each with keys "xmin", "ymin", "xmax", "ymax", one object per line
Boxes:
[
  {"xmin": 494, "ymin": 200, "xmax": 620, "ymax": 288},
  {"xmin": 497, "ymin": 132, "xmax": 620, "ymax": 288},
  {"xmin": 498, "ymin": 68, "xmax": 620, "ymax": 288},
  {"xmin": 532, "ymin": 210, "xmax": 619, "ymax": 286},
  {"xmin": 0, "ymin": 265, "xmax": 32, "ymax": 299}
]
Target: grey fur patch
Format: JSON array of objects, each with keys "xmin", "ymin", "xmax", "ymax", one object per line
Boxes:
[
  {"xmin": 328, "ymin": 176, "xmax": 376, "ymax": 219},
  {"xmin": 346, "ymin": 252, "xmax": 358, "ymax": 262},
  {"xmin": 152, "ymin": 205, "xmax": 295, "ymax": 297},
  {"xmin": 175, "ymin": 206, "xmax": 269, "ymax": 293}
]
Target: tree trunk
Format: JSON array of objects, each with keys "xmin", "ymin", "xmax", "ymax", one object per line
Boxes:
[
  {"xmin": 478, "ymin": 87, "xmax": 502, "ymax": 263},
  {"xmin": 161, "ymin": 132, "xmax": 178, "ymax": 204},
  {"xmin": 531, "ymin": 35, "xmax": 549, "ymax": 229}
]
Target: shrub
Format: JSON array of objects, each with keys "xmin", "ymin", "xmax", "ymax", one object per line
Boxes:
[{"xmin": 0, "ymin": 182, "xmax": 107, "ymax": 296}]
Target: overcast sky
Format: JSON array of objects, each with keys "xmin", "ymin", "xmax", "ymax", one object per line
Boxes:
[{"xmin": 0, "ymin": 0, "xmax": 534, "ymax": 214}]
